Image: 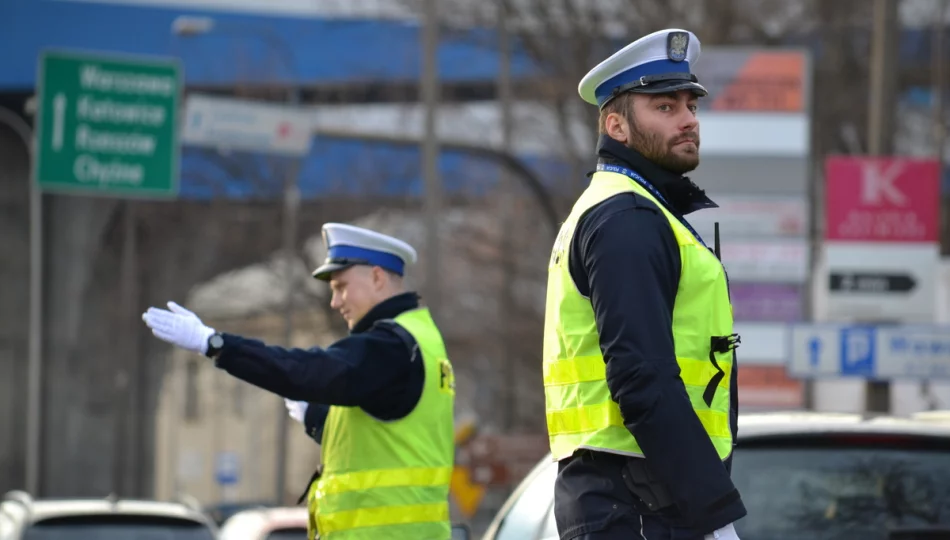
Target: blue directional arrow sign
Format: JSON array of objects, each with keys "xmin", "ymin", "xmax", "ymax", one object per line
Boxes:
[
  {"xmin": 215, "ymin": 451, "xmax": 240, "ymax": 486},
  {"xmin": 788, "ymin": 325, "xmax": 838, "ymax": 378},
  {"xmin": 789, "ymin": 323, "xmax": 950, "ymax": 380}
]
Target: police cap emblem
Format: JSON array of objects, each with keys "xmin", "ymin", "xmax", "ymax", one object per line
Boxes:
[{"xmin": 667, "ymin": 31, "xmax": 689, "ymax": 62}]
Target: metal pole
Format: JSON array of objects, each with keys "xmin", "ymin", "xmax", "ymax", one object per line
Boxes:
[
  {"xmin": 113, "ymin": 202, "xmax": 137, "ymax": 496},
  {"xmin": 867, "ymin": 0, "xmax": 886, "ymax": 156},
  {"xmin": 422, "ymin": 0, "xmax": 443, "ymax": 314},
  {"xmin": 802, "ymin": 43, "xmax": 820, "ymax": 410},
  {"xmin": 126, "ymin": 203, "xmax": 140, "ymax": 496},
  {"xmin": 923, "ymin": 0, "xmax": 947, "ymax": 407},
  {"xmin": 497, "ymin": 0, "xmax": 517, "ymax": 430},
  {"xmin": 497, "ymin": 2, "xmax": 513, "ymax": 187},
  {"xmin": 941, "ymin": 1, "xmax": 950, "ymax": 259},
  {"xmin": 0, "ymin": 106, "xmax": 42, "ymax": 494},
  {"xmin": 27, "ymin": 165, "xmax": 42, "ymax": 497},
  {"xmin": 864, "ymin": 0, "xmax": 898, "ymax": 414},
  {"xmin": 274, "ymin": 87, "xmax": 302, "ymax": 505},
  {"xmin": 935, "ymin": 1, "xmax": 947, "ymax": 183}
]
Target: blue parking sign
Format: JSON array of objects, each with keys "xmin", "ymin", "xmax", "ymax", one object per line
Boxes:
[
  {"xmin": 839, "ymin": 326, "xmax": 876, "ymax": 377},
  {"xmin": 215, "ymin": 452, "xmax": 240, "ymax": 486}
]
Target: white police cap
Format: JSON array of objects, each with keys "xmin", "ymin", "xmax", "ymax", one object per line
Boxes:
[
  {"xmin": 312, "ymin": 223, "xmax": 418, "ymax": 281},
  {"xmin": 578, "ymin": 28, "xmax": 707, "ymax": 109}
]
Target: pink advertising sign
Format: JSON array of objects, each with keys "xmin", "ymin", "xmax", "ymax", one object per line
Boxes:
[{"xmin": 824, "ymin": 156, "xmax": 940, "ymax": 243}]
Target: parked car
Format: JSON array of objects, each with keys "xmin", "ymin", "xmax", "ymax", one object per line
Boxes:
[
  {"xmin": 219, "ymin": 506, "xmax": 308, "ymax": 540},
  {"xmin": 217, "ymin": 505, "xmax": 473, "ymax": 540},
  {"xmin": 471, "ymin": 411, "xmax": 950, "ymax": 540},
  {"xmin": 204, "ymin": 501, "xmax": 280, "ymax": 527},
  {"xmin": 0, "ymin": 491, "xmax": 217, "ymax": 539}
]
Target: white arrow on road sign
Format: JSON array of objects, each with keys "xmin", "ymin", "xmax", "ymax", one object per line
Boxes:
[{"xmin": 52, "ymin": 93, "xmax": 66, "ymax": 152}]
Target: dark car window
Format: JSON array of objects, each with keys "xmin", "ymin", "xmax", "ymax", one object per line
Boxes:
[
  {"xmin": 24, "ymin": 515, "xmax": 215, "ymax": 540},
  {"xmin": 731, "ymin": 437, "xmax": 950, "ymax": 540},
  {"xmin": 265, "ymin": 527, "xmax": 308, "ymax": 540}
]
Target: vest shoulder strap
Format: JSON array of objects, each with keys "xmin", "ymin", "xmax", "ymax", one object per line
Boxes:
[{"xmin": 370, "ymin": 318, "xmax": 418, "ymax": 361}]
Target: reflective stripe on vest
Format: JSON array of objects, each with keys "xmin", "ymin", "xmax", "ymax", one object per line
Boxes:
[
  {"xmin": 543, "ymin": 170, "xmax": 735, "ymax": 461},
  {"xmin": 314, "ymin": 307, "xmax": 455, "ymax": 540},
  {"xmin": 307, "ymin": 479, "xmax": 319, "ymax": 540}
]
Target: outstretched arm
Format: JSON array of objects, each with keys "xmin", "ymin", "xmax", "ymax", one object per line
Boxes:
[{"xmin": 142, "ymin": 301, "xmax": 413, "ymax": 406}]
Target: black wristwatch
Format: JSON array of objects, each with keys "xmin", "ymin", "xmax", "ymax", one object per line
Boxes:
[{"xmin": 205, "ymin": 332, "xmax": 225, "ymax": 359}]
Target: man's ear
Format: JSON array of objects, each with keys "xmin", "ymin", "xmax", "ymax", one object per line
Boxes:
[
  {"xmin": 604, "ymin": 112, "xmax": 629, "ymax": 143},
  {"xmin": 372, "ymin": 266, "xmax": 388, "ymax": 290}
]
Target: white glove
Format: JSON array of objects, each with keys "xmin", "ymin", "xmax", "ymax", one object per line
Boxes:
[
  {"xmin": 285, "ymin": 399, "xmax": 309, "ymax": 424},
  {"xmin": 142, "ymin": 301, "xmax": 215, "ymax": 355},
  {"xmin": 704, "ymin": 523, "xmax": 739, "ymax": 540}
]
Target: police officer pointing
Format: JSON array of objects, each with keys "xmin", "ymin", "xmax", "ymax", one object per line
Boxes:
[
  {"xmin": 143, "ymin": 223, "xmax": 456, "ymax": 540},
  {"xmin": 542, "ymin": 29, "xmax": 745, "ymax": 539}
]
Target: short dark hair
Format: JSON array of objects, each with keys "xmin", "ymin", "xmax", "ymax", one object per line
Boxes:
[
  {"xmin": 598, "ymin": 92, "xmax": 636, "ymax": 136},
  {"xmin": 375, "ymin": 266, "xmax": 403, "ymax": 281}
]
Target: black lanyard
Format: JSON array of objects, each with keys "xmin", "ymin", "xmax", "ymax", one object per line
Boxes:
[{"xmin": 595, "ymin": 163, "xmax": 708, "ymax": 248}]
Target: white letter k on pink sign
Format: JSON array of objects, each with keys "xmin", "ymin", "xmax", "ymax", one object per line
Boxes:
[{"xmin": 859, "ymin": 160, "xmax": 908, "ymax": 207}]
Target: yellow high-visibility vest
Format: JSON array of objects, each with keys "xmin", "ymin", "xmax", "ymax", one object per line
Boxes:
[
  {"xmin": 543, "ymin": 170, "xmax": 736, "ymax": 461},
  {"xmin": 309, "ymin": 307, "xmax": 456, "ymax": 540}
]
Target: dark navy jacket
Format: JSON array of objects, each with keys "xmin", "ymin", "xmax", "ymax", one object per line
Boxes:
[
  {"xmin": 555, "ymin": 136, "xmax": 745, "ymax": 537},
  {"xmin": 214, "ymin": 292, "xmax": 426, "ymax": 441}
]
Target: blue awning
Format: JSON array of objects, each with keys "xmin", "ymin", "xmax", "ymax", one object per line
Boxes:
[
  {"xmin": 0, "ymin": 0, "xmax": 542, "ymax": 90},
  {"xmin": 178, "ymin": 137, "xmax": 576, "ymax": 201}
]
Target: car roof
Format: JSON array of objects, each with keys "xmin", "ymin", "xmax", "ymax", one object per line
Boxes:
[
  {"xmin": 736, "ymin": 410, "xmax": 950, "ymax": 440},
  {"xmin": 219, "ymin": 506, "xmax": 309, "ymax": 538},
  {"xmin": 1, "ymin": 493, "xmax": 213, "ymax": 526},
  {"xmin": 511, "ymin": 411, "xmax": 950, "ymax": 470}
]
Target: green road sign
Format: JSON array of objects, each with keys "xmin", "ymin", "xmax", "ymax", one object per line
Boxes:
[{"xmin": 34, "ymin": 49, "xmax": 182, "ymax": 198}]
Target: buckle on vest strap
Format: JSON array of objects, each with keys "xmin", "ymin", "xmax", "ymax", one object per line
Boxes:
[{"xmin": 704, "ymin": 334, "xmax": 740, "ymax": 407}]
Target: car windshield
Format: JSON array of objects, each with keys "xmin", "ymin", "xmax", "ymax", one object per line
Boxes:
[
  {"xmin": 731, "ymin": 438, "xmax": 950, "ymax": 540},
  {"xmin": 23, "ymin": 515, "xmax": 215, "ymax": 540}
]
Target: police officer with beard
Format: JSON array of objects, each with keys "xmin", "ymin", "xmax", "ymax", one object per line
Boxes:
[{"xmin": 542, "ymin": 29, "xmax": 745, "ymax": 539}]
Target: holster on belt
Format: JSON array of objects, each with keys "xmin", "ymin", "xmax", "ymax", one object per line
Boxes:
[{"xmin": 621, "ymin": 458, "xmax": 675, "ymax": 511}]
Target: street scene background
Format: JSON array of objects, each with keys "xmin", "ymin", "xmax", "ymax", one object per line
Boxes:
[{"xmin": 2, "ymin": 0, "xmax": 950, "ymax": 535}]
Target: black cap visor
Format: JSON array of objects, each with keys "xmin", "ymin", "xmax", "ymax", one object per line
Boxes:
[
  {"xmin": 312, "ymin": 257, "xmax": 371, "ymax": 281},
  {"xmin": 633, "ymin": 79, "xmax": 707, "ymax": 95},
  {"xmin": 600, "ymin": 72, "xmax": 707, "ymax": 109}
]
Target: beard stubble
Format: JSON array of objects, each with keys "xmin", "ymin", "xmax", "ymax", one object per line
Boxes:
[{"xmin": 626, "ymin": 115, "xmax": 700, "ymax": 175}]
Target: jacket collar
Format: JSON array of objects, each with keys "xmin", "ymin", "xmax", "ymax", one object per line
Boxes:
[
  {"xmin": 595, "ymin": 135, "xmax": 717, "ymax": 215},
  {"xmin": 351, "ymin": 291, "xmax": 421, "ymax": 334}
]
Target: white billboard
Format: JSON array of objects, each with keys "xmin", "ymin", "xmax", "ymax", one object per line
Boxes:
[
  {"xmin": 818, "ymin": 242, "xmax": 938, "ymax": 323},
  {"xmin": 182, "ymin": 94, "xmax": 312, "ymax": 157},
  {"xmin": 720, "ymin": 239, "xmax": 809, "ymax": 283},
  {"xmin": 688, "ymin": 195, "xmax": 807, "ymax": 239}
]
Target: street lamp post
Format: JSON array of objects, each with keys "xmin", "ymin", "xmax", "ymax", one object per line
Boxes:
[
  {"xmin": 421, "ymin": 0, "xmax": 442, "ymax": 315},
  {"xmin": 0, "ymin": 106, "xmax": 41, "ymax": 496}
]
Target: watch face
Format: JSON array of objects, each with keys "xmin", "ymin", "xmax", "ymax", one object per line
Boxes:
[{"xmin": 210, "ymin": 334, "xmax": 224, "ymax": 349}]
